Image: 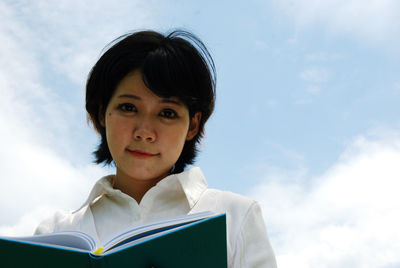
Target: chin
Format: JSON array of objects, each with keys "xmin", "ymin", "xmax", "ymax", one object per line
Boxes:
[{"xmin": 125, "ymin": 167, "xmax": 169, "ymax": 181}]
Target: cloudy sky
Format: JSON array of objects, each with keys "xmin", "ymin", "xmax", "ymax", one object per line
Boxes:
[{"xmin": 1, "ymin": 1, "xmax": 400, "ymax": 267}]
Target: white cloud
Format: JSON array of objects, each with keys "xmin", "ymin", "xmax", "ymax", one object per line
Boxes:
[
  {"xmin": 0, "ymin": 1, "xmax": 158, "ymax": 236},
  {"xmin": 0, "ymin": 117, "xmax": 107, "ymax": 235},
  {"xmin": 5, "ymin": 0, "xmax": 158, "ymax": 86},
  {"xmin": 251, "ymin": 128, "xmax": 400, "ymax": 267},
  {"xmin": 272, "ymin": 0, "xmax": 400, "ymax": 43},
  {"xmin": 0, "ymin": 207, "xmax": 65, "ymax": 237}
]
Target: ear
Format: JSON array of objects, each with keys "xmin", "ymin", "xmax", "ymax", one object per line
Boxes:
[{"xmin": 186, "ymin": 112, "xmax": 202, "ymax": 141}]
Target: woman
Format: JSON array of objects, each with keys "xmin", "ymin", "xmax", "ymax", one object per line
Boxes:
[{"xmin": 35, "ymin": 30, "xmax": 277, "ymax": 267}]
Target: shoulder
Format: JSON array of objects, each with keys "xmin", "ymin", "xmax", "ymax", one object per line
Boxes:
[
  {"xmin": 193, "ymin": 188, "xmax": 259, "ymax": 244},
  {"xmin": 192, "ymin": 187, "xmax": 261, "ymax": 233},
  {"xmin": 34, "ymin": 175, "xmax": 114, "ymax": 235},
  {"xmin": 34, "ymin": 205, "xmax": 91, "ymax": 235},
  {"xmin": 34, "ymin": 210, "xmax": 74, "ymax": 235},
  {"xmin": 200, "ymin": 189, "xmax": 266, "ymax": 236},
  {"xmin": 197, "ymin": 188, "xmax": 256, "ymax": 215}
]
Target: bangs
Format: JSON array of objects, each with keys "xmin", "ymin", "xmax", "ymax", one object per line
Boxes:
[{"xmin": 141, "ymin": 42, "xmax": 201, "ymax": 111}]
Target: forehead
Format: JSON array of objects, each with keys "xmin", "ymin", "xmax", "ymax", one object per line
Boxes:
[{"xmin": 113, "ymin": 70, "xmax": 184, "ymax": 105}]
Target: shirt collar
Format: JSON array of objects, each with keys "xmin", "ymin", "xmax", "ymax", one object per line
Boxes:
[
  {"xmin": 79, "ymin": 167, "xmax": 208, "ymax": 210},
  {"xmin": 175, "ymin": 167, "xmax": 208, "ymax": 208}
]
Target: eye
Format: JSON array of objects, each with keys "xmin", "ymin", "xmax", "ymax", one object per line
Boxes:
[
  {"xmin": 159, "ymin": 109, "xmax": 178, "ymax": 119},
  {"xmin": 117, "ymin": 103, "xmax": 137, "ymax": 113}
]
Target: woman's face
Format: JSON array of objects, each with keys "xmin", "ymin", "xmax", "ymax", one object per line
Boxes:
[{"xmin": 102, "ymin": 70, "xmax": 200, "ymax": 183}]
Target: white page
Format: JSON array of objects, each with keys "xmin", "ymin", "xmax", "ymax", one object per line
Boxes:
[
  {"xmin": 102, "ymin": 211, "xmax": 216, "ymax": 252},
  {"xmin": 2, "ymin": 231, "xmax": 96, "ymax": 251}
]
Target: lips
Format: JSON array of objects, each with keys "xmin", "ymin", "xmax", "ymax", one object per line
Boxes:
[{"xmin": 126, "ymin": 149, "xmax": 158, "ymax": 159}]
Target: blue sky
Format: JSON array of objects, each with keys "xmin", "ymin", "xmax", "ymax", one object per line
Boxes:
[{"xmin": 1, "ymin": 1, "xmax": 400, "ymax": 267}]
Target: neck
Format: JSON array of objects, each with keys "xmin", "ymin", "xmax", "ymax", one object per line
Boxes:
[{"xmin": 113, "ymin": 170, "xmax": 168, "ymax": 203}]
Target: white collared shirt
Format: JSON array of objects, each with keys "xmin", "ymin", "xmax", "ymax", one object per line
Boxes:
[{"xmin": 35, "ymin": 167, "xmax": 277, "ymax": 268}]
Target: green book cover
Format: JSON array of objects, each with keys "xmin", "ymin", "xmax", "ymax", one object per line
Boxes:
[{"xmin": 0, "ymin": 213, "xmax": 227, "ymax": 268}]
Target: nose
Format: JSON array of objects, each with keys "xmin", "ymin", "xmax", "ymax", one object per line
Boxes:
[{"xmin": 133, "ymin": 117, "xmax": 156, "ymax": 142}]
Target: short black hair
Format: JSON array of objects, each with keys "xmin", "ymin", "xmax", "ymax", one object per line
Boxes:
[{"xmin": 85, "ymin": 30, "xmax": 216, "ymax": 173}]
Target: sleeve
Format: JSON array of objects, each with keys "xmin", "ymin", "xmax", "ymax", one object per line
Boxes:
[
  {"xmin": 231, "ymin": 202, "xmax": 277, "ymax": 268},
  {"xmin": 33, "ymin": 211, "xmax": 69, "ymax": 235},
  {"xmin": 34, "ymin": 217, "xmax": 55, "ymax": 235}
]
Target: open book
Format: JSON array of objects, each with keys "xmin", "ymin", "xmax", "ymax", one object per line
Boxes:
[{"xmin": 0, "ymin": 212, "xmax": 227, "ymax": 268}]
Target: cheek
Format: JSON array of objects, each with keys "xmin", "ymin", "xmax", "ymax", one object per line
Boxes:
[
  {"xmin": 161, "ymin": 126, "xmax": 188, "ymax": 155},
  {"xmin": 106, "ymin": 116, "xmax": 132, "ymax": 148}
]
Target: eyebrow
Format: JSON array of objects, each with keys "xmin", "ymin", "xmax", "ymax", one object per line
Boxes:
[{"xmin": 117, "ymin": 94, "xmax": 183, "ymax": 105}]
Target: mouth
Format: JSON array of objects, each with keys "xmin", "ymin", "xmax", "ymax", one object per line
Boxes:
[{"xmin": 126, "ymin": 149, "xmax": 158, "ymax": 159}]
